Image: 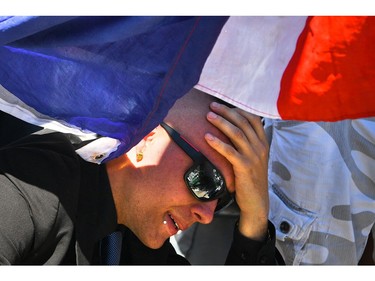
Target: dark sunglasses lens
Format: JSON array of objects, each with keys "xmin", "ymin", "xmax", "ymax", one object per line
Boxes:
[
  {"xmin": 185, "ymin": 162, "xmax": 226, "ymax": 200},
  {"xmin": 215, "ymin": 192, "xmax": 234, "ymax": 213}
]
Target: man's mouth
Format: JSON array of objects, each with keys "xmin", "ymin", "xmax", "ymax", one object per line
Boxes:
[{"xmin": 168, "ymin": 213, "xmax": 180, "ymax": 230}]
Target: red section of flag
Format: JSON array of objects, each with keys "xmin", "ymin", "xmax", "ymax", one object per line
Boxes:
[{"xmin": 278, "ymin": 16, "xmax": 375, "ymax": 121}]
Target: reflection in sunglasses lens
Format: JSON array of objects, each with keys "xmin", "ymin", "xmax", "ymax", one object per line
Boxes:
[{"xmin": 186, "ymin": 164, "xmax": 224, "ymax": 200}]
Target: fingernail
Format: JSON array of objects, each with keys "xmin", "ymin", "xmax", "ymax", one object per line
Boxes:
[
  {"xmin": 211, "ymin": 102, "xmax": 220, "ymax": 109},
  {"xmin": 205, "ymin": 133, "xmax": 215, "ymax": 141},
  {"xmin": 207, "ymin": 112, "xmax": 217, "ymax": 119}
]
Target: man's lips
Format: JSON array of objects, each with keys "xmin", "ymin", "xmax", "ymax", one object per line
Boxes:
[
  {"xmin": 164, "ymin": 212, "xmax": 185, "ymax": 236},
  {"xmin": 168, "ymin": 213, "xmax": 180, "ymax": 230}
]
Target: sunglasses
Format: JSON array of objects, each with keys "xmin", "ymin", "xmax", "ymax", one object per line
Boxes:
[{"xmin": 160, "ymin": 122, "xmax": 234, "ymax": 213}]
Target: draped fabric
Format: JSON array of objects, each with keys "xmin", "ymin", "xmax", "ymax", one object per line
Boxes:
[
  {"xmin": 196, "ymin": 16, "xmax": 375, "ymax": 121},
  {"xmin": 278, "ymin": 16, "xmax": 375, "ymax": 121},
  {"xmin": 0, "ymin": 16, "xmax": 228, "ymax": 161},
  {"xmin": 2, "ymin": 16, "xmax": 374, "ymax": 162}
]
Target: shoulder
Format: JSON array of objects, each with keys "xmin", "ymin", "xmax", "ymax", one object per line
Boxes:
[
  {"xmin": 0, "ymin": 131, "xmax": 81, "ymax": 237},
  {"xmin": 0, "ymin": 130, "xmax": 81, "ymax": 202},
  {"xmin": 1, "ymin": 131, "xmax": 79, "ymax": 171},
  {"xmin": 0, "ymin": 132, "xmax": 81, "ymax": 264}
]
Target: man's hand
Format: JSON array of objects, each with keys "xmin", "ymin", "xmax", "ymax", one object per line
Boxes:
[{"xmin": 205, "ymin": 102, "xmax": 270, "ymax": 241}]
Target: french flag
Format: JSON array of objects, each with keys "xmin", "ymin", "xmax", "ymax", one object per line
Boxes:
[
  {"xmin": 1, "ymin": 16, "xmax": 374, "ymax": 161},
  {"xmin": 197, "ymin": 16, "xmax": 375, "ymax": 121}
]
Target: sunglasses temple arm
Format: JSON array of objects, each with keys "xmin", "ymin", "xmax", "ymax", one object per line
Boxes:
[{"xmin": 160, "ymin": 122, "xmax": 205, "ymax": 162}]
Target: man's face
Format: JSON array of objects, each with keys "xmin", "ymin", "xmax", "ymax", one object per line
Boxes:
[{"xmin": 122, "ymin": 125, "xmax": 233, "ymax": 249}]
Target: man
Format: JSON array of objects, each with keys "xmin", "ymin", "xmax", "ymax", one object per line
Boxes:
[{"xmin": 0, "ymin": 88, "xmax": 277, "ymax": 265}]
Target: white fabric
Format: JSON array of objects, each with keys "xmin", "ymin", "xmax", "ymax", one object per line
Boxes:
[
  {"xmin": 195, "ymin": 16, "xmax": 307, "ymax": 118},
  {"xmin": 75, "ymin": 137, "xmax": 120, "ymax": 164}
]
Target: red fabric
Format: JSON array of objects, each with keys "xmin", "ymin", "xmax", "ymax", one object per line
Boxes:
[{"xmin": 278, "ymin": 16, "xmax": 375, "ymax": 121}]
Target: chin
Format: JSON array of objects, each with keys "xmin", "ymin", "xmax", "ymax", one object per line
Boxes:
[
  {"xmin": 138, "ymin": 233, "xmax": 167, "ymax": 250},
  {"xmin": 143, "ymin": 238, "xmax": 166, "ymax": 250}
]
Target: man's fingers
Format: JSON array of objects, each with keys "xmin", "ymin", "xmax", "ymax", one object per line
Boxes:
[{"xmin": 207, "ymin": 102, "xmax": 268, "ymax": 153}]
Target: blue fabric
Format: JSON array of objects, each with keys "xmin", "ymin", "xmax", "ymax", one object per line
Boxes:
[{"xmin": 0, "ymin": 16, "xmax": 228, "ymax": 161}]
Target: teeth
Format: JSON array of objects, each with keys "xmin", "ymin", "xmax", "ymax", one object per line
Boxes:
[{"xmin": 168, "ymin": 213, "xmax": 180, "ymax": 230}]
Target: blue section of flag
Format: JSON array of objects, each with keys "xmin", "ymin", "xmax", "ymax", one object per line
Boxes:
[{"xmin": 0, "ymin": 16, "xmax": 228, "ymax": 160}]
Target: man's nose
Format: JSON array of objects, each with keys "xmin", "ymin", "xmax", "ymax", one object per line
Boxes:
[{"xmin": 191, "ymin": 200, "xmax": 217, "ymax": 224}]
